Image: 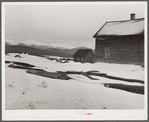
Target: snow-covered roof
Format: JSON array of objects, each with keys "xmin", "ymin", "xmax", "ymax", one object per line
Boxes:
[{"xmin": 93, "ymin": 18, "xmax": 144, "ymax": 37}]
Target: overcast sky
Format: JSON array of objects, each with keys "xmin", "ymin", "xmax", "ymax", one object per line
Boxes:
[{"xmin": 4, "ymin": 2, "xmax": 146, "ymax": 49}]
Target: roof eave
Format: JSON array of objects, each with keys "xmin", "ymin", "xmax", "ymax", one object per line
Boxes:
[
  {"xmin": 93, "ymin": 22, "xmax": 107, "ymax": 38},
  {"xmin": 94, "ymin": 33, "xmax": 144, "ymax": 38}
]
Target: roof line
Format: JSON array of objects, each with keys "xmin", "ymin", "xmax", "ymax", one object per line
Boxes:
[
  {"xmin": 90, "ymin": 50, "xmax": 95, "ymax": 56},
  {"xmin": 106, "ymin": 18, "xmax": 144, "ymax": 23},
  {"xmin": 95, "ymin": 33, "xmax": 144, "ymax": 37},
  {"xmin": 93, "ymin": 22, "xmax": 107, "ymax": 38},
  {"xmin": 93, "ymin": 18, "xmax": 144, "ymax": 38},
  {"xmin": 73, "ymin": 49, "xmax": 93, "ymax": 57}
]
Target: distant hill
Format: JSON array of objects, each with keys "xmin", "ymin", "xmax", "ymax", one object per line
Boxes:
[
  {"xmin": 17, "ymin": 43, "xmax": 27, "ymax": 46},
  {"xmin": 6, "ymin": 45, "xmax": 49, "ymax": 56},
  {"xmin": 5, "ymin": 45, "xmax": 94, "ymax": 57},
  {"xmin": 5, "ymin": 42, "xmax": 11, "ymax": 46},
  {"xmin": 5, "ymin": 39, "xmax": 94, "ymax": 57}
]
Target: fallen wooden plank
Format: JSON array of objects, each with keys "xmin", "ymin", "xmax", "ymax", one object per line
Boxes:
[
  {"xmin": 26, "ymin": 69, "xmax": 72, "ymax": 80},
  {"xmin": 101, "ymin": 74, "xmax": 144, "ymax": 84},
  {"xmin": 8, "ymin": 65, "xmax": 35, "ymax": 70},
  {"xmin": 6, "ymin": 60, "xmax": 35, "ymax": 67},
  {"xmin": 103, "ymin": 83, "xmax": 144, "ymax": 95}
]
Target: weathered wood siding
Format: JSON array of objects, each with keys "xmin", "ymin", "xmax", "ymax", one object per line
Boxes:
[
  {"xmin": 73, "ymin": 51, "xmax": 94, "ymax": 63},
  {"xmin": 84, "ymin": 51, "xmax": 94, "ymax": 63},
  {"xmin": 95, "ymin": 35, "xmax": 144, "ymax": 65}
]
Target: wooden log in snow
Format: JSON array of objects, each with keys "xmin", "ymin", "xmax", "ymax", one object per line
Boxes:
[
  {"xmin": 104, "ymin": 83, "xmax": 144, "ymax": 95},
  {"xmin": 26, "ymin": 69, "xmax": 72, "ymax": 80}
]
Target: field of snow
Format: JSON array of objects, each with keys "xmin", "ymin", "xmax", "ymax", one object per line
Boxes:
[{"xmin": 5, "ymin": 53, "xmax": 144, "ymax": 110}]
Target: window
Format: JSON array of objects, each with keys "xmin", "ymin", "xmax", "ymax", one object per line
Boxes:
[{"xmin": 104, "ymin": 47, "xmax": 110, "ymax": 59}]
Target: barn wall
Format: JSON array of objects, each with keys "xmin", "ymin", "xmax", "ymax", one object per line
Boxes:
[
  {"xmin": 84, "ymin": 51, "xmax": 94, "ymax": 63},
  {"xmin": 73, "ymin": 51, "xmax": 94, "ymax": 63},
  {"xmin": 95, "ymin": 35, "xmax": 144, "ymax": 65}
]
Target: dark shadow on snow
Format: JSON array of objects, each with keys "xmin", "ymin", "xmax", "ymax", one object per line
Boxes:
[{"xmin": 103, "ymin": 83, "xmax": 144, "ymax": 95}]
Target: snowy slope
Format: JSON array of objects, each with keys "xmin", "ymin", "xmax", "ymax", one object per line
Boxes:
[
  {"xmin": 5, "ymin": 53, "xmax": 144, "ymax": 80},
  {"xmin": 49, "ymin": 43, "xmax": 75, "ymax": 49},
  {"xmin": 5, "ymin": 53, "xmax": 144, "ymax": 110}
]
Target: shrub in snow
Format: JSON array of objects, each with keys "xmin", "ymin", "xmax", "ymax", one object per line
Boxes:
[{"xmin": 28, "ymin": 102, "xmax": 35, "ymax": 109}]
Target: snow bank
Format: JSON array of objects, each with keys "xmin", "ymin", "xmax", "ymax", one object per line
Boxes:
[
  {"xmin": 5, "ymin": 53, "xmax": 144, "ymax": 109},
  {"xmin": 5, "ymin": 53, "xmax": 144, "ymax": 80},
  {"xmin": 5, "ymin": 66, "xmax": 144, "ymax": 110}
]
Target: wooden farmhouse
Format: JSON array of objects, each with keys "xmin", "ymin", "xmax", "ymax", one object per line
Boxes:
[
  {"xmin": 93, "ymin": 13, "xmax": 144, "ymax": 65},
  {"xmin": 73, "ymin": 49, "xmax": 94, "ymax": 63}
]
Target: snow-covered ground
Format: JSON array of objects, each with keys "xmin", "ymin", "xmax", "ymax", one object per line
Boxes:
[{"xmin": 5, "ymin": 53, "xmax": 144, "ymax": 110}]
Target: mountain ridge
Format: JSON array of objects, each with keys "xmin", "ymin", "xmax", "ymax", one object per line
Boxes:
[{"xmin": 5, "ymin": 44, "xmax": 94, "ymax": 57}]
